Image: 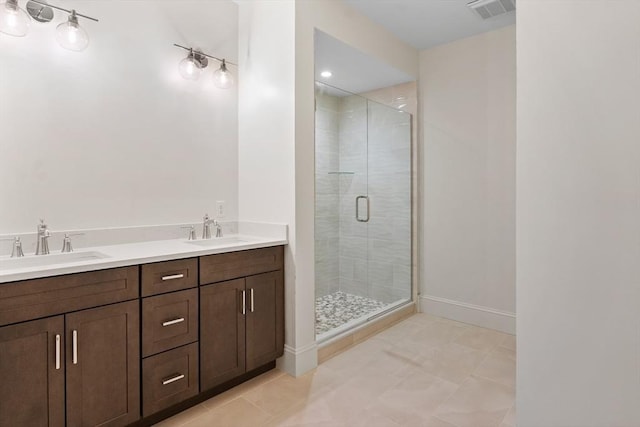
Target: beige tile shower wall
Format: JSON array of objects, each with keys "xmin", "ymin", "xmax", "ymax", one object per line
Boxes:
[{"xmin": 315, "ymin": 93, "xmax": 341, "ymax": 297}]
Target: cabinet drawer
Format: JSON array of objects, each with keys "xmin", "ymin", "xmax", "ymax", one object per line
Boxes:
[
  {"xmin": 141, "ymin": 258, "xmax": 198, "ymax": 297},
  {"xmin": 0, "ymin": 266, "xmax": 139, "ymax": 327},
  {"xmin": 142, "ymin": 288, "xmax": 198, "ymax": 357},
  {"xmin": 142, "ymin": 343, "xmax": 199, "ymax": 417},
  {"xmin": 200, "ymin": 246, "xmax": 284, "ymax": 285}
]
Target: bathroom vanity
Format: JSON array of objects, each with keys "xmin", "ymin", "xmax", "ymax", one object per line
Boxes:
[{"xmin": 0, "ymin": 239, "xmax": 285, "ymax": 427}]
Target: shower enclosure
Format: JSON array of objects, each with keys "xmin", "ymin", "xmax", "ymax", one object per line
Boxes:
[{"xmin": 315, "ymin": 82, "xmax": 412, "ymax": 341}]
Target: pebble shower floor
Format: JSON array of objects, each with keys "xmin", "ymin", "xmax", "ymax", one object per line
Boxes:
[{"xmin": 315, "ymin": 291, "xmax": 387, "ymax": 335}]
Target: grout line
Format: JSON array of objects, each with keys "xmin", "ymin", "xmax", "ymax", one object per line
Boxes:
[{"xmin": 469, "ymin": 373, "xmax": 516, "ymax": 392}]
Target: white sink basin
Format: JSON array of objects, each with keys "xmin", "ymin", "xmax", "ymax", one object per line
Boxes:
[
  {"xmin": 185, "ymin": 237, "xmax": 249, "ymax": 247},
  {"xmin": 0, "ymin": 251, "xmax": 110, "ymax": 270}
]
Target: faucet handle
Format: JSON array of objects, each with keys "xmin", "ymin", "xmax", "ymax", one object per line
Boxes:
[
  {"xmin": 181, "ymin": 226, "xmax": 197, "ymax": 241},
  {"xmin": 213, "ymin": 220, "xmax": 223, "ymax": 238},
  {"xmin": 61, "ymin": 233, "xmax": 83, "ymax": 253},
  {"xmin": 0, "ymin": 237, "xmax": 25, "ymax": 258}
]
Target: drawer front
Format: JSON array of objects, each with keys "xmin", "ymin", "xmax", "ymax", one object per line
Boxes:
[
  {"xmin": 142, "ymin": 343, "xmax": 199, "ymax": 417},
  {"xmin": 141, "ymin": 258, "xmax": 198, "ymax": 297},
  {"xmin": 142, "ymin": 288, "xmax": 198, "ymax": 357},
  {"xmin": 0, "ymin": 266, "xmax": 139, "ymax": 327},
  {"xmin": 200, "ymin": 246, "xmax": 284, "ymax": 285}
]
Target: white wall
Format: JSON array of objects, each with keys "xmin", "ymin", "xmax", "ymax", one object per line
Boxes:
[
  {"xmin": 237, "ymin": 0, "xmax": 306, "ymax": 373},
  {"xmin": 517, "ymin": 1, "xmax": 640, "ymax": 425},
  {"xmin": 420, "ymin": 26, "xmax": 516, "ymax": 333},
  {"xmin": 0, "ymin": 1, "xmax": 238, "ymax": 234}
]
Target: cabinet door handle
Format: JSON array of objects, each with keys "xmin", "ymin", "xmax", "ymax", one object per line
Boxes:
[
  {"xmin": 162, "ymin": 374, "xmax": 185, "ymax": 385},
  {"xmin": 162, "ymin": 317, "xmax": 185, "ymax": 327},
  {"xmin": 55, "ymin": 334, "xmax": 61, "ymax": 370},
  {"xmin": 72, "ymin": 330, "xmax": 78, "ymax": 365},
  {"xmin": 161, "ymin": 273, "xmax": 184, "ymax": 281},
  {"xmin": 250, "ymin": 288, "xmax": 255, "ymax": 313},
  {"xmin": 241, "ymin": 290, "xmax": 246, "ymax": 315}
]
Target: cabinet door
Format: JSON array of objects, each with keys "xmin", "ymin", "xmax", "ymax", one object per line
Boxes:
[
  {"xmin": 245, "ymin": 271, "xmax": 284, "ymax": 371},
  {"xmin": 0, "ymin": 316, "xmax": 65, "ymax": 427},
  {"xmin": 66, "ymin": 300, "xmax": 140, "ymax": 427},
  {"xmin": 200, "ymin": 279, "xmax": 246, "ymax": 390}
]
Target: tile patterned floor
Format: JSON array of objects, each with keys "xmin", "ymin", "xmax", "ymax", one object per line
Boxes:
[
  {"xmin": 315, "ymin": 291, "xmax": 388, "ymax": 335},
  {"xmin": 157, "ymin": 313, "xmax": 516, "ymax": 427}
]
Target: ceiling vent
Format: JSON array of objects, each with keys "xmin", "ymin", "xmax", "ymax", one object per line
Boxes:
[{"xmin": 467, "ymin": 0, "xmax": 515, "ymax": 20}]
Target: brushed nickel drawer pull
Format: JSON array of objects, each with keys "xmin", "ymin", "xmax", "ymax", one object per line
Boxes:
[
  {"xmin": 55, "ymin": 334, "xmax": 61, "ymax": 370},
  {"xmin": 161, "ymin": 273, "xmax": 184, "ymax": 281},
  {"xmin": 162, "ymin": 374, "xmax": 185, "ymax": 385},
  {"xmin": 250, "ymin": 288, "xmax": 255, "ymax": 313},
  {"xmin": 72, "ymin": 330, "xmax": 78, "ymax": 365},
  {"xmin": 241, "ymin": 290, "xmax": 246, "ymax": 315},
  {"xmin": 162, "ymin": 317, "xmax": 185, "ymax": 327}
]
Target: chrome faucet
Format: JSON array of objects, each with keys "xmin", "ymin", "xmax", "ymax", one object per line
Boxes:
[
  {"xmin": 202, "ymin": 214, "xmax": 212, "ymax": 239},
  {"xmin": 35, "ymin": 219, "xmax": 51, "ymax": 255}
]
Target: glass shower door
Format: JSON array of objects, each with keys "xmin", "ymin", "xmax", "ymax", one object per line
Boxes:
[
  {"xmin": 314, "ymin": 82, "xmax": 412, "ymax": 341},
  {"xmin": 366, "ymin": 101, "xmax": 412, "ymax": 309}
]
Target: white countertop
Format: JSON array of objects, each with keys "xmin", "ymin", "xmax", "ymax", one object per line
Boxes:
[{"xmin": 0, "ymin": 234, "xmax": 287, "ymax": 284}]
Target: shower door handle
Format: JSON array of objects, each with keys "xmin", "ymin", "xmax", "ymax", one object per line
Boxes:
[{"xmin": 356, "ymin": 196, "xmax": 370, "ymax": 222}]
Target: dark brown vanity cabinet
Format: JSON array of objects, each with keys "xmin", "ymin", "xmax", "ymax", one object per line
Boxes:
[
  {"xmin": 66, "ymin": 301, "xmax": 140, "ymax": 427},
  {"xmin": 245, "ymin": 271, "xmax": 284, "ymax": 370},
  {"xmin": 140, "ymin": 259, "xmax": 200, "ymax": 418},
  {"xmin": 0, "ymin": 245, "xmax": 285, "ymax": 426},
  {"xmin": 0, "ymin": 267, "xmax": 140, "ymax": 427},
  {"xmin": 200, "ymin": 278, "xmax": 247, "ymax": 389},
  {"xmin": 0, "ymin": 316, "xmax": 65, "ymax": 427},
  {"xmin": 200, "ymin": 247, "xmax": 284, "ymax": 391}
]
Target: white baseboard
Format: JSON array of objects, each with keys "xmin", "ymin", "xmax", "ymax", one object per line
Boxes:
[
  {"xmin": 420, "ymin": 295, "xmax": 515, "ymax": 334},
  {"xmin": 277, "ymin": 342, "xmax": 318, "ymax": 377}
]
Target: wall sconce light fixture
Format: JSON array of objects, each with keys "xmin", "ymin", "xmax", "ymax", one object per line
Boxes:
[
  {"xmin": 174, "ymin": 44, "xmax": 236, "ymax": 89},
  {"xmin": 0, "ymin": 0, "xmax": 98, "ymax": 51},
  {"xmin": 0, "ymin": 0, "xmax": 30, "ymax": 37}
]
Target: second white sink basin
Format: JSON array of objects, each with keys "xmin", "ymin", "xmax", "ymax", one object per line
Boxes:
[
  {"xmin": 185, "ymin": 237, "xmax": 248, "ymax": 247},
  {"xmin": 0, "ymin": 251, "xmax": 110, "ymax": 271}
]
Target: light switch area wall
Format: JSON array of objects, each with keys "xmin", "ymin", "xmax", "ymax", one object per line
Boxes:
[{"xmin": 0, "ymin": 1, "xmax": 238, "ymax": 234}]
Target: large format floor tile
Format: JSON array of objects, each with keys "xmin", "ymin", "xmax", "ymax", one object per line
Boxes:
[{"xmin": 158, "ymin": 314, "xmax": 516, "ymax": 427}]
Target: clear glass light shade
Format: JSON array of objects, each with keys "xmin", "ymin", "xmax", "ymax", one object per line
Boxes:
[
  {"xmin": 0, "ymin": 1, "xmax": 30, "ymax": 37},
  {"xmin": 179, "ymin": 56, "xmax": 202, "ymax": 80},
  {"xmin": 56, "ymin": 17, "xmax": 89, "ymax": 52},
  {"xmin": 213, "ymin": 62, "xmax": 234, "ymax": 89}
]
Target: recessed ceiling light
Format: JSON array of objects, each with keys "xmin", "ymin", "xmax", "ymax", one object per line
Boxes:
[{"xmin": 320, "ymin": 70, "xmax": 332, "ymax": 78}]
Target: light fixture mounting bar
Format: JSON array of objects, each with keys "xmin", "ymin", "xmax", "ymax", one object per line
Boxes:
[
  {"xmin": 28, "ymin": 0, "xmax": 99, "ymax": 22},
  {"xmin": 173, "ymin": 44, "xmax": 236, "ymax": 66}
]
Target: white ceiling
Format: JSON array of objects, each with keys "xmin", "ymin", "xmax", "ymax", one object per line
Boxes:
[
  {"xmin": 314, "ymin": 30, "xmax": 414, "ymax": 95},
  {"xmin": 343, "ymin": 0, "xmax": 516, "ymax": 50}
]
